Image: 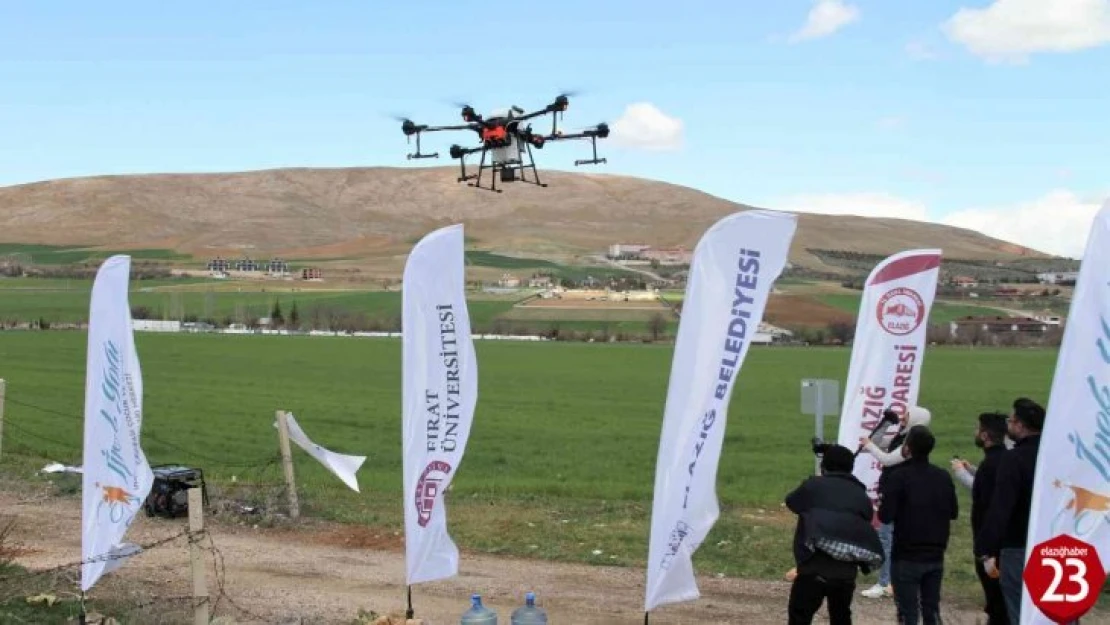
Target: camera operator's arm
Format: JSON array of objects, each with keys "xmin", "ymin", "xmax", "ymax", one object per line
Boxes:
[
  {"xmin": 865, "ymin": 409, "xmax": 902, "ymax": 449},
  {"xmin": 859, "ymin": 438, "xmax": 908, "ymax": 467},
  {"xmin": 784, "ymin": 478, "xmax": 813, "ymax": 515}
]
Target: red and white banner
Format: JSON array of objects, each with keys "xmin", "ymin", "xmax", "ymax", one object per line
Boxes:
[{"xmin": 835, "ymin": 249, "xmax": 942, "ymax": 511}]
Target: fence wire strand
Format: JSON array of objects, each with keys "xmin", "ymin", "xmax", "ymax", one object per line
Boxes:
[{"xmin": 1, "ymin": 522, "xmax": 294, "ymax": 623}]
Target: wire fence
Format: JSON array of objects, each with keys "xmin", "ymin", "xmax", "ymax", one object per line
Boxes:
[
  {"xmin": 0, "ymin": 519, "xmax": 278, "ymax": 624},
  {"xmin": 0, "ymin": 394, "xmax": 326, "ymax": 624}
]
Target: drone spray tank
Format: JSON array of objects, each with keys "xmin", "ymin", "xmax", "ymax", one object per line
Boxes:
[{"xmin": 486, "ymin": 106, "xmax": 522, "ymax": 176}]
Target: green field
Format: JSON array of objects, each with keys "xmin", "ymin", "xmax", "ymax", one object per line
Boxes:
[
  {"xmin": 465, "ymin": 251, "xmax": 562, "ymax": 270},
  {"xmin": 0, "ymin": 243, "xmax": 191, "ymax": 265},
  {"xmin": 0, "ymin": 331, "xmax": 1065, "ymax": 602},
  {"xmin": 0, "ymin": 278, "xmax": 678, "ymax": 337}
]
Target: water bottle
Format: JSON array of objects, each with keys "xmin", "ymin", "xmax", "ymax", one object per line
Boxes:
[
  {"xmin": 510, "ymin": 591, "xmax": 548, "ymax": 625},
  {"xmin": 461, "ymin": 593, "xmax": 498, "ymax": 625}
]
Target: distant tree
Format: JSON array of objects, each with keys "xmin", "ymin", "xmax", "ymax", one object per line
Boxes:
[
  {"xmin": 289, "ymin": 300, "xmax": 300, "ymax": 328},
  {"xmin": 647, "ymin": 312, "xmax": 667, "ymax": 341},
  {"xmin": 270, "ymin": 299, "xmax": 284, "ymax": 326},
  {"xmin": 827, "ymin": 321, "xmax": 855, "ymax": 344}
]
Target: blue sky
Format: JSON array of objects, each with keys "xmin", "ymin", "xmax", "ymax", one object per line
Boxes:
[{"xmin": 1, "ymin": 0, "xmax": 1108, "ymax": 258}]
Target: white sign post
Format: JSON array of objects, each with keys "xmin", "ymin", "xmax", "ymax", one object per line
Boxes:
[{"xmin": 802, "ymin": 379, "xmax": 840, "ymax": 476}]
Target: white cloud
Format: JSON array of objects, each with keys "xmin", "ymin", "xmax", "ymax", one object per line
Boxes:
[
  {"xmin": 789, "ymin": 0, "xmax": 860, "ymax": 42},
  {"xmin": 771, "ymin": 189, "xmax": 1108, "ymax": 259},
  {"xmin": 940, "ymin": 190, "xmax": 1104, "ymax": 258},
  {"xmin": 774, "ymin": 192, "xmax": 931, "ymax": 221},
  {"xmin": 942, "ymin": 0, "xmax": 1110, "ymax": 62},
  {"xmin": 609, "ymin": 103, "xmax": 683, "ymax": 151}
]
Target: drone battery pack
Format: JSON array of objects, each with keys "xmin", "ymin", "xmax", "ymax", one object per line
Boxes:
[{"xmin": 500, "ymin": 167, "xmax": 516, "ymax": 183}]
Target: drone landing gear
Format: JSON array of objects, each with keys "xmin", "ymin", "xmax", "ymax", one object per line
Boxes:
[
  {"xmin": 574, "ymin": 135, "xmax": 607, "ymax": 167},
  {"xmin": 455, "ymin": 145, "xmax": 547, "ymax": 193}
]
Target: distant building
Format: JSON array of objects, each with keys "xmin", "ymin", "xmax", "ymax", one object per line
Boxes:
[
  {"xmin": 950, "ymin": 275, "xmax": 978, "ymax": 288},
  {"xmin": 1037, "ymin": 271, "xmax": 1079, "ymax": 285},
  {"xmin": 267, "ymin": 258, "xmax": 289, "ymax": 275},
  {"xmin": 949, "ymin": 315, "xmax": 1055, "ymax": 339},
  {"xmin": 302, "ymin": 267, "xmax": 323, "ymax": 280},
  {"xmin": 235, "ymin": 257, "xmax": 258, "ymax": 272},
  {"xmin": 498, "ymin": 273, "xmax": 520, "ymax": 288},
  {"xmin": 606, "ymin": 243, "xmax": 692, "ymax": 265},
  {"xmin": 607, "ymin": 244, "xmax": 651, "ymax": 259},
  {"xmin": 206, "ymin": 257, "xmax": 231, "ymax": 272},
  {"xmin": 529, "ymin": 275, "xmax": 553, "ymax": 288},
  {"xmin": 640, "ymin": 248, "xmax": 693, "ymax": 265}
]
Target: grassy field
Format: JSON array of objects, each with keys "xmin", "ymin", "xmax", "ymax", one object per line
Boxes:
[
  {"xmin": 0, "ymin": 243, "xmax": 191, "ymax": 265},
  {"xmin": 0, "ymin": 331, "xmax": 1064, "ymax": 601},
  {"xmin": 0, "ymin": 277, "xmax": 679, "ymax": 335}
]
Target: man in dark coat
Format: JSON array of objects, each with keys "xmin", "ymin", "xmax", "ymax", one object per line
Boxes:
[
  {"xmin": 785, "ymin": 444, "xmax": 884, "ymax": 625},
  {"xmin": 951, "ymin": 412, "xmax": 1010, "ymax": 624},
  {"xmin": 878, "ymin": 424, "xmax": 959, "ymax": 625},
  {"xmin": 975, "ymin": 397, "xmax": 1045, "ymax": 625}
]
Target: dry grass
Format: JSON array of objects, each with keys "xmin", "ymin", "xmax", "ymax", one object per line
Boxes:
[{"xmin": 0, "ymin": 167, "xmax": 1051, "ymax": 277}]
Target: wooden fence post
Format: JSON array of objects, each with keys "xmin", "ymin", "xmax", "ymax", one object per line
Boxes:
[
  {"xmin": 275, "ymin": 410, "xmax": 300, "ymax": 519},
  {"xmin": 0, "ymin": 379, "xmax": 6, "ymax": 463},
  {"xmin": 187, "ymin": 486, "xmax": 210, "ymax": 625}
]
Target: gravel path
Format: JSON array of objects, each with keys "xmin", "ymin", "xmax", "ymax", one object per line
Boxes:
[{"xmin": 0, "ymin": 486, "xmax": 1014, "ymax": 624}]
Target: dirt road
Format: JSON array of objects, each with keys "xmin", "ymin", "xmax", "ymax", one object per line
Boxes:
[{"xmin": 0, "ymin": 486, "xmax": 1007, "ymax": 624}]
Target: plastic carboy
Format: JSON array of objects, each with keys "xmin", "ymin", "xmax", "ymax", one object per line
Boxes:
[
  {"xmin": 510, "ymin": 591, "xmax": 548, "ymax": 625},
  {"xmin": 461, "ymin": 593, "xmax": 498, "ymax": 625}
]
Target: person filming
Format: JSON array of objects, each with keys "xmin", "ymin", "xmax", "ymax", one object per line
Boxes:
[{"xmin": 785, "ymin": 444, "xmax": 884, "ymax": 625}]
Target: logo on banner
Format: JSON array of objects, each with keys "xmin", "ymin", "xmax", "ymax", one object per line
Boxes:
[
  {"xmin": 95, "ymin": 483, "xmax": 141, "ymax": 523},
  {"xmin": 660, "ymin": 520, "xmax": 691, "ymax": 570},
  {"xmin": 876, "ymin": 287, "xmax": 926, "ymax": 336},
  {"xmin": 414, "ymin": 460, "xmax": 452, "ymax": 527},
  {"xmin": 1050, "ymin": 480, "xmax": 1110, "ymax": 539}
]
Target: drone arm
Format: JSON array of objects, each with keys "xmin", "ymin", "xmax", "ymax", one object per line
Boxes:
[
  {"xmin": 423, "ymin": 123, "xmax": 477, "ymax": 132},
  {"xmin": 403, "ymin": 121, "xmax": 481, "ymax": 160},
  {"xmin": 449, "ymin": 144, "xmax": 486, "ymax": 159},
  {"xmin": 514, "ymin": 108, "xmax": 554, "ymax": 123},
  {"xmin": 541, "ymin": 127, "xmax": 608, "ymax": 166}
]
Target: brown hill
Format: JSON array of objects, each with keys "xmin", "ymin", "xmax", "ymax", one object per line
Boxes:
[{"xmin": 0, "ymin": 166, "xmax": 1050, "ymax": 275}]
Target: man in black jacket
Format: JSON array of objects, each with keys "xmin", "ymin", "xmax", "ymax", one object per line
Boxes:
[
  {"xmin": 975, "ymin": 397, "xmax": 1045, "ymax": 625},
  {"xmin": 785, "ymin": 444, "xmax": 884, "ymax": 625},
  {"xmin": 878, "ymin": 425, "xmax": 959, "ymax": 625},
  {"xmin": 952, "ymin": 412, "xmax": 1009, "ymax": 624}
]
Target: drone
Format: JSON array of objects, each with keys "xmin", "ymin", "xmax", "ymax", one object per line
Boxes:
[{"xmin": 398, "ymin": 93, "xmax": 609, "ymax": 193}]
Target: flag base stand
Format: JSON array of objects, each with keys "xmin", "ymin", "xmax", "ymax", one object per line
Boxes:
[
  {"xmin": 78, "ymin": 591, "xmax": 87, "ymax": 625},
  {"xmin": 405, "ymin": 585, "xmax": 413, "ymax": 619}
]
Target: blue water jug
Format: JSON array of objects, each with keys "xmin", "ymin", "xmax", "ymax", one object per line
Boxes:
[
  {"xmin": 510, "ymin": 591, "xmax": 548, "ymax": 625},
  {"xmin": 461, "ymin": 593, "xmax": 498, "ymax": 625}
]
